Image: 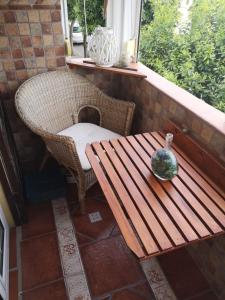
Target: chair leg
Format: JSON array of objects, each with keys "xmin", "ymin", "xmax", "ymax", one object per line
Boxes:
[{"xmin": 78, "ymin": 190, "xmax": 86, "ymax": 214}]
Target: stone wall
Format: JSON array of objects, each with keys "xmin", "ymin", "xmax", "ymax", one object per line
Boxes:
[
  {"xmin": 71, "ymin": 66, "xmax": 225, "ymax": 300},
  {"xmin": 0, "ymin": 0, "xmax": 66, "ymax": 171}
]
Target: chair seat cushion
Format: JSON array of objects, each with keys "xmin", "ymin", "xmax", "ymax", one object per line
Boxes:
[{"xmin": 57, "ymin": 123, "xmax": 121, "ymax": 170}]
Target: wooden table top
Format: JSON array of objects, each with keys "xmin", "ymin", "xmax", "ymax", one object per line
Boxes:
[{"xmin": 86, "ymin": 132, "xmax": 225, "ymax": 259}]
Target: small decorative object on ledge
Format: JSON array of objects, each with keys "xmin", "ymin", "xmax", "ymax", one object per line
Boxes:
[
  {"xmin": 151, "ymin": 133, "xmax": 178, "ymax": 181},
  {"xmin": 88, "ymin": 26, "xmax": 118, "ymax": 67}
]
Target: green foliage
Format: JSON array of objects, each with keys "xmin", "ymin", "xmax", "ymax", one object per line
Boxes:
[
  {"xmin": 139, "ymin": 0, "xmax": 225, "ymax": 112},
  {"xmin": 67, "ymin": 0, "xmax": 105, "ymax": 34}
]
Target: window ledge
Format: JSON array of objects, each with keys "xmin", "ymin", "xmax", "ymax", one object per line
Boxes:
[{"xmin": 66, "ymin": 57, "xmax": 147, "ymax": 79}]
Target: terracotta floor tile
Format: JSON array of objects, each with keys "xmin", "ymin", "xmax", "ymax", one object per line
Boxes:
[
  {"xmin": 81, "ymin": 235, "xmax": 145, "ymax": 297},
  {"xmin": 158, "ymin": 248, "xmax": 209, "ymax": 300},
  {"xmin": 86, "ymin": 183, "xmax": 104, "ymax": 198},
  {"xmin": 22, "ymin": 202, "xmax": 55, "ymax": 239},
  {"xmin": 22, "ymin": 280, "xmax": 67, "ymax": 300},
  {"xmin": 112, "ymin": 289, "xmax": 147, "ymax": 300},
  {"xmin": 9, "ymin": 270, "xmax": 18, "ymax": 300},
  {"xmin": 9, "ymin": 227, "xmax": 17, "ymax": 269},
  {"xmin": 191, "ymin": 291, "xmax": 219, "ymax": 300},
  {"xmin": 131, "ymin": 282, "xmax": 155, "ymax": 299},
  {"xmin": 112, "ymin": 282, "xmax": 155, "ymax": 300},
  {"xmin": 66, "ymin": 183, "xmax": 78, "ymax": 204},
  {"xmin": 73, "ymin": 198, "xmax": 116, "ymax": 243},
  {"xmin": 76, "ymin": 232, "xmax": 94, "ymax": 246},
  {"xmin": 21, "ymin": 232, "xmax": 62, "ymax": 290}
]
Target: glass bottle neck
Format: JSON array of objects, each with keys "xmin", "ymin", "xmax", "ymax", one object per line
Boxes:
[{"xmin": 165, "ymin": 133, "xmax": 173, "ymax": 150}]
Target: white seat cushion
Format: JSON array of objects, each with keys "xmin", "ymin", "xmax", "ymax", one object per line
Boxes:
[{"xmin": 57, "ymin": 123, "xmax": 121, "ymax": 170}]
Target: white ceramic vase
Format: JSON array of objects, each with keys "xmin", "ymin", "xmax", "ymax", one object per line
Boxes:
[{"xmin": 88, "ymin": 27, "xmax": 118, "ymax": 68}]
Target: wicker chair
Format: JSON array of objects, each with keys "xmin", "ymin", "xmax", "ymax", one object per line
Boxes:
[{"xmin": 15, "ymin": 70, "xmax": 135, "ymax": 212}]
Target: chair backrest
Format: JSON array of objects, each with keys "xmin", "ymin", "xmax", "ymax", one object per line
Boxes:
[{"xmin": 15, "ymin": 70, "xmax": 100, "ymax": 134}]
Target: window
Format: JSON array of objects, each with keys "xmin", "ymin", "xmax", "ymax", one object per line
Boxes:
[{"xmin": 139, "ymin": 0, "xmax": 225, "ymax": 112}]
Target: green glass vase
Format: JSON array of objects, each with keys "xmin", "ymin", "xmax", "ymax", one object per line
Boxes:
[{"xmin": 151, "ymin": 133, "xmax": 178, "ymax": 181}]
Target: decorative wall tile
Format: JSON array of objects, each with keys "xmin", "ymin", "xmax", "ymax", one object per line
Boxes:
[
  {"xmin": 23, "ymin": 47, "xmax": 34, "ymax": 57},
  {"xmin": 191, "ymin": 117, "xmax": 202, "ymax": 134},
  {"xmin": 28, "ymin": 10, "xmax": 39, "ymax": 22},
  {"xmin": 0, "ymin": 71, "xmax": 7, "ymax": 82},
  {"xmin": 9, "ymin": 36, "xmax": 21, "ymax": 48},
  {"xmin": 34, "ymin": 47, "xmax": 44, "ymax": 57},
  {"xmin": 3, "ymin": 61, "xmax": 14, "ymax": 71},
  {"xmin": 16, "ymin": 10, "xmax": 28, "ymax": 23},
  {"xmin": 45, "ymin": 46, "xmax": 54, "ymax": 57},
  {"xmin": 6, "ymin": 70, "xmax": 16, "ymax": 81},
  {"xmin": 0, "ymin": 12, "xmax": 4, "ymax": 23},
  {"xmin": 16, "ymin": 69, "xmax": 28, "ymax": 81},
  {"xmin": 52, "ymin": 22, "xmax": 62, "ymax": 34},
  {"xmin": 46, "ymin": 57, "xmax": 56, "ymax": 68},
  {"xmin": 14, "ymin": 60, "xmax": 25, "ymax": 70},
  {"xmin": 0, "ymin": 48, "xmax": 11, "ymax": 58},
  {"xmin": 21, "ymin": 36, "xmax": 32, "ymax": 47},
  {"xmin": 5, "ymin": 23, "xmax": 19, "ymax": 35},
  {"xmin": 12, "ymin": 48, "xmax": 22, "ymax": 59},
  {"xmin": 39, "ymin": 10, "xmax": 51, "ymax": 22},
  {"xmin": 25, "ymin": 57, "xmax": 36, "ymax": 68},
  {"xmin": 0, "ymin": 36, "xmax": 9, "ymax": 47},
  {"xmin": 43, "ymin": 34, "xmax": 53, "ymax": 46},
  {"xmin": 56, "ymin": 56, "xmax": 65, "ymax": 67},
  {"xmin": 54, "ymin": 34, "xmax": 64, "ymax": 45},
  {"xmin": 51, "ymin": 10, "xmax": 61, "ymax": 22},
  {"xmin": 32, "ymin": 35, "xmax": 42, "ymax": 47},
  {"xmin": 18, "ymin": 23, "xmax": 30, "ymax": 35},
  {"xmin": 30, "ymin": 23, "xmax": 42, "ymax": 35},
  {"xmin": 41, "ymin": 23, "xmax": 52, "ymax": 34},
  {"xmin": 36, "ymin": 57, "xmax": 46, "ymax": 68},
  {"xmin": 4, "ymin": 11, "xmax": 16, "ymax": 23},
  {"xmin": 200, "ymin": 124, "xmax": 214, "ymax": 143}
]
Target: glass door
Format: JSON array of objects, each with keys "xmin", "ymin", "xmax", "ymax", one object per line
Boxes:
[{"xmin": 0, "ymin": 207, "xmax": 9, "ymax": 300}]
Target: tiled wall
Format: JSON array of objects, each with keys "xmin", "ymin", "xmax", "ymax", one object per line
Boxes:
[
  {"xmin": 71, "ymin": 66, "xmax": 225, "ymax": 300},
  {"xmin": 0, "ymin": 2, "xmax": 65, "ymax": 94},
  {"xmin": 119, "ymin": 76, "xmax": 225, "ymax": 163},
  {"xmin": 0, "ymin": 1, "xmax": 66, "ymax": 170}
]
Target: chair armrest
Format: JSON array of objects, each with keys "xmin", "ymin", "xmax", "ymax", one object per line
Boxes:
[
  {"xmin": 42, "ymin": 133, "xmax": 84, "ymax": 179},
  {"xmin": 98, "ymin": 91, "xmax": 135, "ymax": 136}
]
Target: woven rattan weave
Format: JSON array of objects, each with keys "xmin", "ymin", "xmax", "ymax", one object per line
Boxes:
[{"xmin": 15, "ymin": 70, "xmax": 135, "ymax": 212}]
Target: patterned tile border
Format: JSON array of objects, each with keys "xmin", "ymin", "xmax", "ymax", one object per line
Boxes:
[
  {"xmin": 141, "ymin": 257, "xmax": 177, "ymax": 300},
  {"xmin": 52, "ymin": 197, "xmax": 91, "ymax": 300}
]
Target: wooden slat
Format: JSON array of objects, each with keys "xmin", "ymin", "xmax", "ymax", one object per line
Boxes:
[
  {"xmin": 151, "ymin": 133, "xmax": 225, "ymax": 220},
  {"xmin": 112, "ymin": 138, "xmax": 186, "ymax": 246},
  {"xmin": 86, "ymin": 130, "xmax": 224, "ymax": 260},
  {"xmin": 126, "ymin": 135, "xmax": 200, "ymax": 241},
  {"xmin": 85, "ymin": 144, "xmax": 145, "ymax": 258},
  {"xmin": 158, "ymin": 132, "xmax": 225, "ymax": 198},
  {"xmin": 101, "ymin": 140, "xmax": 173, "ymax": 250},
  {"xmin": 129, "ymin": 134, "xmax": 210, "ymax": 239},
  {"xmin": 164, "ymin": 121, "xmax": 225, "ymax": 190},
  {"xmin": 144, "ymin": 133, "xmax": 224, "ymax": 231},
  {"xmin": 91, "ymin": 143, "xmax": 159, "ymax": 255}
]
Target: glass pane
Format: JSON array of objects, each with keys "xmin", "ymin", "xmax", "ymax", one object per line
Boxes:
[
  {"xmin": 0, "ymin": 221, "xmax": 4, "ymax": 276},
  {"xmin": 73, "ymin": 26, "xmax": 81, "ymax": 33}
]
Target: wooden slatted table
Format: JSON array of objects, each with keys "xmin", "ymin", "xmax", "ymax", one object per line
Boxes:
[{"xmin": 86, "ymin": 132, "xmax": 225, "ymax": 259}]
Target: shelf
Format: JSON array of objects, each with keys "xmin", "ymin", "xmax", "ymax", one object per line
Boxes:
[{"xmin": 66, "ymin": 57, "xmax": 147, "ymax": 79}]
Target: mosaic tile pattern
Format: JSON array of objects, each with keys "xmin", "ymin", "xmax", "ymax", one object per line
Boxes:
[
  {"xmin": 142, "ymin": 257, "xmax": 177, "ymax": 300},
  {"xmin": 0, "ymin": 5, "xmax": 65, "ymax": 95},
  {"xmin": 52, "ymin": 197, "xmax": 91, "ymax": 300}
]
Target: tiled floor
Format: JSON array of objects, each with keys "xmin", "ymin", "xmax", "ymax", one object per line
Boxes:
[{"xmin": 9, "ymin": 183, "xmax": 220, "ymax": 300}]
